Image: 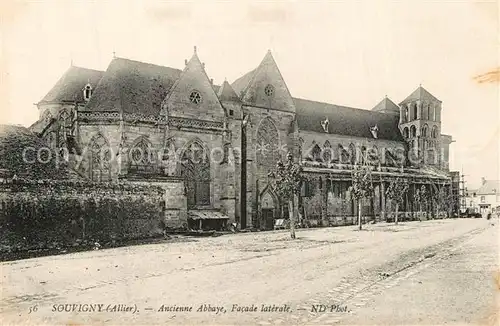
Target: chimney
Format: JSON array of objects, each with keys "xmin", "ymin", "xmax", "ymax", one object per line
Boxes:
[
  {"xmin": 481, "ymin": 177, "xmax": 486, "ymax": 185},
  {"xmin": 184, "ymin": 59, "xmax": 188, "ymax": 66}
]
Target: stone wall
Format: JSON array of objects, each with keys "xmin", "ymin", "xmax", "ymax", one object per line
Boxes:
[{"xmin": 0, "ymin": 180, "xmax": 166, "ymax": 255}]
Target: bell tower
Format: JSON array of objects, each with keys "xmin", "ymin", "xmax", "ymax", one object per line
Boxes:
[{"xmin": 399, "ymin": 85, "xmax": 442, "ymax": 167}]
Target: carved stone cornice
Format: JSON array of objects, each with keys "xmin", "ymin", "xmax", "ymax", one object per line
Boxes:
[{"xmin": 167, "ymin": 116, "xmax": 224, "ymax": 132}]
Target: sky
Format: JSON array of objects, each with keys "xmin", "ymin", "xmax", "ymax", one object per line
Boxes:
[{"xmin": 0, "ymin": 0, "xmax": 498, "ymax": 189}]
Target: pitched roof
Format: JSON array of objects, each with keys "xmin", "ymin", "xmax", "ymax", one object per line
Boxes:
[
  {"xmin": 477, "ymin": 180, "xmax": 499, "ymax": 195},
  {"xmin": 217, "ymin": 80, "xmax": 241, "ymax": 103},
  {"xmin": 293, "ymin": 98, "xmax": 405, "ymax": 142},
  {"xmin": 400, "ymin": 86, "xmax": 441, "ymax": 105},
  {"xmin": 39, "ymin": 66, "xmax": 104, "ymax": 103},
  {"xmin": 372, "ymin": 97, "xmax": 400, "ymax": 114},
  {"xmin": 86, "ymin": 58, "xmax": 182, "ymax": 114},
  {"xmin": 231, "ymin": 51, "xmax": 296, "ymax": 112},
  {"xmin": 231, "ymin": 67, "xmax": 257, "ymax": 98},
  {"xmin": 0, "ymin": 124, "xmax": 78, "ymax": 180}
]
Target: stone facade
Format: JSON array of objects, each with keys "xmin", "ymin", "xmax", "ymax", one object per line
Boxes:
[{"xmin": 30, "ymin": 48, "xmax": 457, "ymax": 230}]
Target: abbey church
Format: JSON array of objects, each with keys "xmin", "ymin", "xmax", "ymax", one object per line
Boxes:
[{"xmin": 29, "ymin": 47, "xmax": 456, "ymax": 229}]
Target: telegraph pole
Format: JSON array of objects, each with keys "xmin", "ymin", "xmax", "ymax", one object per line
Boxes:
[{"xmin": 459, "ymin": 168, "xmax": 468, "ymax": 213}]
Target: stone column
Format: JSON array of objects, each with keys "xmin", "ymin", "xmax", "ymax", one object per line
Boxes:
[{"xmin": 416, "ymin": 101, "xmax": 422, "ymax": 120}]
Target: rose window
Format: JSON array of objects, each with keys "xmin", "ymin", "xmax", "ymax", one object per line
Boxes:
[
  {"xmin": 189, "ymin": 90, "xmax": 202, "ymax": 104},
  {"xmin": 264, "ymin": 84, "xmax": 275, "ymax": 97}
]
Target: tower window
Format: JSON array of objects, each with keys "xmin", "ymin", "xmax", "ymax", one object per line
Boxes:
[
  {"xmin": 410, "ymin": 125, "xmax": 417, "ymax": 138},
  {"xmin": 229, "ymin": 109, "xmax": 234, "ymax": 116},
  {"xmin": 83, "ymin": 84, "xmax": 92, "ymax": 101}
]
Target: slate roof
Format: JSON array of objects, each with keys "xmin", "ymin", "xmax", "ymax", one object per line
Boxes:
[
  {"xmin": 0, "ymin": 124, "xmax": 78, "ymax": 180},
  {"xmin": 372, "ymin": 97, "xmax": 400, "ymax": 113},
  {"xmin": 217, "ymin": 80, "xmax": 241, "ymax": 103},
  {"xmin": 86, "ymin": 58, "xmax": 182, "ymax": 115},
  {"xmin": 231, "ymin": 67, "xmax": 257, "ymax": 98},
  {"xmin": 477, "ymin": 180, "xmax": 499, "ymax": 195},
  {"xmin": 39, "ymin": 66, "xmax": 104, "ymax": 103},
  {"xmin": 293, "ymin": 98, "xmax": 405, "ymax": 142},
  {"xmin": 400, "ymin": 86, "xmax": 440, "ymax": 105}
]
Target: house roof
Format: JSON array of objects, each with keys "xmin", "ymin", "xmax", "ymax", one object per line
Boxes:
[
  {"xmin": 477, "ymin": 180, "xmax": 499, "ymax": 195},
  {"xmin": 39, "ymin": 66, "xmax": 104, "ymax": 104},
  {"xmin": 372, "ymin": 97, "xmax": 400, "ymax": 114},
  {"xmin": 0, "ymin": 124, "xmax": 79, "ymax": 180},
  {"xmin": 217, "ymin": 80, "xmax": 241, "ymax": 103},
  {"xmin": 293, "ymin": 97, "xmax": 405, "ymax": 142},
  {"xmin": 86, "ymin": 57, "xmax": 182, "ymax": 115},
  {"xmin": 400, "ymin": 86, "xmax": 441, "ymax": 105}
]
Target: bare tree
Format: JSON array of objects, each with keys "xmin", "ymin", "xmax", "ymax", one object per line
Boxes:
[
  {"xmin": 385, "ymin": 178, "xmax": 409, "ymax": 225},
  {"xmin": 268, "ymin": 152, "xmax": 304, "ymax": 239},
  {"xmin": 348, "ymin": 165, "xmax": 374, "ymax": 230}
]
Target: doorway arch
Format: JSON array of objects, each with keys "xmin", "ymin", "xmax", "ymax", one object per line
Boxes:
[{"xmin": 260, "ymin": 187, "xmax": 279, "ymax": 230}]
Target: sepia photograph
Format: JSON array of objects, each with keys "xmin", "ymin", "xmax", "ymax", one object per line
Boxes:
[{"xmin": 0, "ymin": 0, "xmax": 499, "ymax": 325}]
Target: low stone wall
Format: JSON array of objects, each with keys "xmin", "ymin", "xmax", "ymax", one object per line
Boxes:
[
  {"xmin": 125, "ymin": 177, "xmax": 188, "ymax": 229},
  {"xmin": 0, "ymin": 180, "xmax": 166, "ymax": 255}
]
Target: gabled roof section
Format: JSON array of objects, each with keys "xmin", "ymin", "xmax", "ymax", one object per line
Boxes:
[
  {"xmin": 372, "ymin": 96, "xmax": 400, "ymax": 114},
  {"xmin": 217, "ymin": 80, "xmax": 241, "ymax": 103},
  {"xmin": 162, "ymin": 47, "xmax": 225, "ymax": 120},
  {"xmin": 39, "ymin": 66, "xmax": 104, "ymax": 104},
  {"xmin": 400, "ymin": 85, "xmax": 441, "ymax": 105},
  {"xmin": 231, "ymin": 50, "xmax": 295, "ymax": 112},
  {"xmin": 294, "ymin": 97, "xmax": 405, "ymax": 142},
  {"xmin": 86, "ymin": 58, "xmax": 182, "ymax": 114},
  {"xmin": 231, "ymin": 67, "xmax": 257, "ymax": 98},
  {"xmin": 477, "ymin": 180, "xmax": 499, "ymax": 195}
]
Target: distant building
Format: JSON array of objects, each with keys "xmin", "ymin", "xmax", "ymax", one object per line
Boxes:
[{"xmin": 476, "ymin": 178, "xmax": 500, "ymax": 214}]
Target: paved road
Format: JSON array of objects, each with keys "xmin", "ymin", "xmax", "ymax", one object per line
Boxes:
[{"xmin": 1, "ymin": 219, "xmax": 498, "ymax": 325}]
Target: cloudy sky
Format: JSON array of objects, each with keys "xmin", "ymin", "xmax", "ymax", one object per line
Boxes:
[{"xmin": 0, "ymin": 0, "xmax": 498, "ymax": 188}]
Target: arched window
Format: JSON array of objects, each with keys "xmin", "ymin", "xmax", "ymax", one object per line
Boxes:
[
  {"xmin": 411, "ymin": 103, "xmax": 418, "ymax": 120},
  {"xmin": 323, "ymin": 140, "xmax": 332, "ymax": 163},
  {"xmin": 422, "ymin": 104, "xmax": 429, "ymax": 121},
  {"xmin": 58, "ymin": 109, "xmax": 72, "ymax": 148},
  {"xmin": 421, "ymin": 124, "xmax": 428, "ymax": 137},
  {"xmin": 181, "ymin": 140, "xmax": 210, "ymax": 208},
  {"xmin": 89, "ymin": 134, "xmax": 111, "ymax": 182},
  {"xmin": 83, "ymin": 84, "xmax": 92, "ymax": 101},
  {"xmin": 431, "ymin": 126, "xmax": 438, "ymax": 138},
  {"xmin": 59, "ymin": 109, "xmax": 70, "ymax": 126},
  {"xmin": 339, "ymin": 144, "xmax": 348, "ymax": 163},
  {"xmin": 403, "ymin": 127, "xmax": 409, "ymax": 139},
  {"xmin": 256, "ymin": 118, "xmax": 280, "ymax": 173},
  {"xmin": 410, "ymin": 125, "xmax": 417, "ymax": 138},
  {"xmin": 307, "ymin": 144, "xmax": 322, "ymax": 162},
  {"xmin": 129, "ymin": 137, "xmax": 157, "ymax": 174},
  {"xmin": 42, "ymin": 110, "xmax": 53, "ymax": 123}
]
